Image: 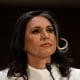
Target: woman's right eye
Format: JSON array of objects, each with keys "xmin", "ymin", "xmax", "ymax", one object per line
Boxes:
[{"xmin": 32, "ymin": 29, "xmax": 40, "ymax": 34}]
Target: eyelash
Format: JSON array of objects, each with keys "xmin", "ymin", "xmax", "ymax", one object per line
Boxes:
[
  {"xmin": 32, "ymin": 28, "xmax": 54, "ymax": 34},
  {"xmin": 32, "ymin": 29, "xmax": 40, "ymax": 34},
  {"xmin": 47, "ymin": 28, "xmax": 54, "ymax": 33}
]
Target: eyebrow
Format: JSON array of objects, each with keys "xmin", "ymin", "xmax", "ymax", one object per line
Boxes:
[
  {"xmin": 31, "ymin": 26, "xmax": 41, "ymax": 29},
  {"xmin": 31, "ymin": 25, "xmax": 53, "ymax": 29},
  {"xmin": 47, "ymin": 26, "xmax": 53, "ymax": 28}
]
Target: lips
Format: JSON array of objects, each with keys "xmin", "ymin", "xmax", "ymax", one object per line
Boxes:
[{"xmin": 40, "ymin": 43, "xmax": 52, "ymax": 47}]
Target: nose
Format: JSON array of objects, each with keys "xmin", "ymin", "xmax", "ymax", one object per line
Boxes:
[{"xmin": 41, "ymin": 31, "xmax": 49, "ymax": 40}]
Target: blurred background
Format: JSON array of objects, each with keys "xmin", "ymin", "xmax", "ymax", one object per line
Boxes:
[{"xmin": 0, "ymin": 0, "xmax": 80, "ymax": 70}]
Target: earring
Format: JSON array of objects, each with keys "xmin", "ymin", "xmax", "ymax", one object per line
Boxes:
[{"xmin": 57, "ymin": 37, "xmax": 69, "ymax": 53}]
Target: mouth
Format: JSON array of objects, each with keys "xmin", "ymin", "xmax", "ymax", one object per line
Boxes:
[{"xmin": 40, "ymin": 43, "xmax": 52, "ymax": 47}]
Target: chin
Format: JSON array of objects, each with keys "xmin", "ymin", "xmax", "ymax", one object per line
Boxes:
[{"xmin": 39, "ymin": 52, "xmax": 54, "ymax": 58}]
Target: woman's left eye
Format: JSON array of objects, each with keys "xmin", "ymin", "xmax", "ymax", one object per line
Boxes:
[{"xmin": 47, "ymin": 28, "xmax": 54, "ymax": 33}]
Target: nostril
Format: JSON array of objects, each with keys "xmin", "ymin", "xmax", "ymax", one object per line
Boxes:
[{"xmin": 41, "ymin": 33, "xmax": 49, "ymax": 40}]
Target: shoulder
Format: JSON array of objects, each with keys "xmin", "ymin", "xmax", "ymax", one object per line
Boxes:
[
  {"xmin": 70, "ymin": 67, "xmax": 80, "ymax": 74},
  {"xmin": 52, "ymin": 65, "xmax": 80, "ymax": 80},
  {"xmin": 0, "ymin": 68, "xmax": 8, "ymax": 80},
  {"xmin": 69, "ymin": 67, "xmax": 80, "ymax": 80},
  {"xmin": 0, "ymin": 69, "xmax": 25, "ymax": 80}
]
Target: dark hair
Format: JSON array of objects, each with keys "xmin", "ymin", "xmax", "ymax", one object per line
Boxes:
[{"xmin": 7, "ymin": 10, "xmax": 71, "ymax": 80}]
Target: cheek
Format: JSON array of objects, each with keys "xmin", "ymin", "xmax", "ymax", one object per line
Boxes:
[
  {"xmin": 51, "ymin": 35, "xmax": 57, "ymax": 49},
  {"xmin": 50, "ymin": 33, "xmax": 57, "ymax": 42},
  {"xmin": 24, "ymin": 35, "xmax": 39, "ymax": 52},
  {"xmin": 52, "ymin": 36, "xmax": 57, "ymax": 44}
]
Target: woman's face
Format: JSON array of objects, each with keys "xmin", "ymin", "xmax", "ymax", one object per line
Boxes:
[{"xmin": 24, "ymin": 16, "xmax": 57, "ymax": 58}]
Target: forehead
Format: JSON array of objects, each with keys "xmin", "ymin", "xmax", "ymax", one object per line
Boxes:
[{"xmin": 26, "ymin": 16, "xmax": 52, "ymax": 28}]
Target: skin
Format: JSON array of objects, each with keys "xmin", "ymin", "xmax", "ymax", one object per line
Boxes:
[{"xmin": 24, "ymin": 16, "xmax": 57, "ymax": 69}]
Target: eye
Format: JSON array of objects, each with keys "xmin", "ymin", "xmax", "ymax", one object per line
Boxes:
[
  {"xmin": 47, "ymin": 28, "xmax": 54, "ymax": 33},
  {"xmin": 32, "ymin": 29, "xmax": 41, "ymax": 34}
]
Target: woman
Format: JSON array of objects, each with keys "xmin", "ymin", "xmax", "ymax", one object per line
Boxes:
[{"xmin": 0, "ymin": 10, "xmax": 80, "ymax": 80}]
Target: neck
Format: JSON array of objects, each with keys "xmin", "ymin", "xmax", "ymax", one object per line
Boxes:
[{"xmin": 27, "ymin": 54, "xmax": 51, "ymax": 69}]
